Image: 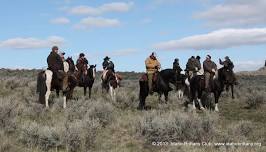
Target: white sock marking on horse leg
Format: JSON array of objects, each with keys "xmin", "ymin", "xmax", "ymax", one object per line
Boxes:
[
  {"xmin": 45, "ymin": 90, "xmax": 50, "ymax": 108},
  {"xmin": 109, "ymin": 84, "xmax": 114, "ymax": 100},
  {"xmin": 45, "ymin": 70, "xmax": 52, "ymax": 108},
  {"xmin": 198, "ymin": 98, "xmax": 205, "ymax": 110},
  {"xmin": 113, "ymin": 89, "xmax": 116, "ymax": 101},
  {"xmin": 63, "ymin": 96, "xmax": 66, "ymax": 109},
  {"xmin": 215, "ymin": 103, "xmax": 219, "ymax": 112},
  {"xmin": 192, "ymin": 100, "xmax": 196, "ymax": 110},
  {"xmin": 177, "ymin": 90, "xmax": 181, "ymax": 98}
]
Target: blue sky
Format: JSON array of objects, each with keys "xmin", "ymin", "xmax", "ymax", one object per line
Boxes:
[{"xmin": 0, "ymin": 0, "xmax": 265, "ymax": 72}]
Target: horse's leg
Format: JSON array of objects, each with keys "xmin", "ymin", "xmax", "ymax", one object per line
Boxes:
[
  {"xmin": 63, "ymin": 93, "xmax": 66, "ymax": 109},
  {"xmin": 45, "ymin": 70, "xmax": 52, "ymax": 108},
  {"xmin": 214, "ymin": 91, "xmax": 220, "ymax": 112},
  {"xmin": 197, "ymin": 89, "xmax": 205, "ymax": 110},
  {"xmin": 138, "ymin": 81, "xmax": 148, "ymax": 110},
  {"xmin": 84, "ymin": 86, "xmax": 87, "ymax": 96},
  {"xmin": 89, "ymin": 87, "xmax": 92, "ymax": 99},
  {"xmin": 164, "ymin": 91, "xmax": 169, "ymax": 104},
  {"xmin": 109, "ymin": 84, "xmax": 115, "ymax": 101},
  {"xmin": 231, "ymin": 84, "xmax": 235, "ymax": 99},
  {"xmin": 56, "ymin": 89, "xmax": 60, "ymax": 97}
]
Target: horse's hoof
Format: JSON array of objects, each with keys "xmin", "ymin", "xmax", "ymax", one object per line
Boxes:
[
  {"xmin": 214, "ymin": 108, "xmax": 219, "ymax": 112},
  {"xmin": 200, "ymin": 107, "xmax": 205, "ymax": 110}
]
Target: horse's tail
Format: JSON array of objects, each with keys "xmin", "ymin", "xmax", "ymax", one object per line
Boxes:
[{"xmin": 37, "ymin": 71, "xmax": 47, "ymax": 104}]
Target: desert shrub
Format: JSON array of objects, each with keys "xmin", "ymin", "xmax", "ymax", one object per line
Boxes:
[
  {"xmin": 228, "ymin": 121, "xmax": 253, "ymax": 138},
  {"xmin": 66, "ymin": 98, "xmax": 114, "ymax": 127},
  {"xmin": 63, "ymin": 119, "xmax": 101, "ymax": 152},
  {"xmin": 85, "ymin": 100, "xmax": 114, "ymax": 127},
  {"xmin": 0, "ymin": 97, "xmax": 18, "ymax": 133},
  {"xmin": 136, "ymin": 111, "xmax": 217, "ymax": 143},
  {"xmin": 113, "ymin": 88, "xmax": 138, "ymax": 109},
  {"xmin": 245, "ymin": 91, "xmax": 266, "ymax": 109},
  {"xmin": 19, "ymin": 122, "xmax": 62, "ymax": 151}
]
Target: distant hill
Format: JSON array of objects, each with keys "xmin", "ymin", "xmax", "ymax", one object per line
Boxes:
[{"xmin": 237, "ymin": 66, "xmax": 266, "ymax": 76}]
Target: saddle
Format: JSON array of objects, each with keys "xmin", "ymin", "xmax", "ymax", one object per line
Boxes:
[{"xmin": 139, "ymin": 72, "xmax": 158, "ymax": 82}]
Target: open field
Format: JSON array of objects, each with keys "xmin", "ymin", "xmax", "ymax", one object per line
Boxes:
[{"xmin": 0, "ymin": 68, "xmax": 265, "ymax": 152}]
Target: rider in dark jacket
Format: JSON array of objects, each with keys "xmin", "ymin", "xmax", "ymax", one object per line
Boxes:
[
  {"xmin": 219, "ymin": 56, "xmax": 238, "ymax": 85},
  {"xmin": 47, "ymin": 46, "xmax": 64, "ymax": 79},
  {"xmin": 219, "ymin": 56, "xmax": 234, "ymax": 71},
  {"xmin": 173, "ymin": 58, "xmax": 182, "ymax": 75}
]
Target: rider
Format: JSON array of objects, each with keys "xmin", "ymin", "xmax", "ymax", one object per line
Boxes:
[
  {"xmin": 145, "ymin": 52, "xmax": 161, "ymax": 94},
  {"xmin": 76, "ymin": 53, "xmax": 89, "ymax": 82},
  {"xmin": 203, "ymin": 55, "xmax": 217, "ymax": 92},
  {"xmin": 102, "ymin": 56, "xmax": 115, "ymax": 81},
  {"xmin": 185, "ymin": 56, "xmax": 199, "ymax": 79},
  {"xmin": 219, "ymin": 56, "xmax": 237, "ymax": 84},
  {"xmin": 47, "ymin": 46, "xmax": 64, "ymax": 80},
  {"xmin": 173, "ymin": 58, "xmax": 182, "ymax": 75}
]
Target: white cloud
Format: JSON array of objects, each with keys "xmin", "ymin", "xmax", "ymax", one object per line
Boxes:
[
  {"xmin": 235, "ymin": 60, "xmax": 264, "ymax": 71},
  {"xmin": 68, "ymin": 2, "xmax": 134, "ymax": 16},
  {"xmin": 75, "ymin": 17, "xmax": 121, "ymax": 29},
  {"xmin": 195, "ymin": 0, "xmax": 266, "ymax": 27},
  {"xmin": 153, "ymin": 28, "xmax": 266, "ymax": 50},
  {"xmin": 0, "ymin": 36, "xmax": 65, "ymax": 49},
  {"xmin": 50, "ymin": 17, "xmax": 70, "ymax": 24}
]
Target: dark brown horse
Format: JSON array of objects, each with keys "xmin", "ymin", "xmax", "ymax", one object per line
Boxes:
[
  {"xmin": 138, "ymin": 69, "xmax": 179, "ymax": 110},
  {"xmin": 66, "ymin": 57, "xmax": 96, "ymax": 98},
  {"xmin": 77, "ymin": 65, "xmax": 96, "ymax": 98}
]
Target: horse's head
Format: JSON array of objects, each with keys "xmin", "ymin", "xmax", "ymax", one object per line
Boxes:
[
  {"xmin": 218, "ymin": 67, "xmax": 234, "ymax": 84},
  {"xmin": 88, "ymin": 64, "xmax": 97, "ymax": 79},
  {"xmin": 159, "ymin": 69, "xmax": 179, "ymax": 90},
  {"xmin": 66, "ymin": 57, "xmax": 75, "ymax": 73}
]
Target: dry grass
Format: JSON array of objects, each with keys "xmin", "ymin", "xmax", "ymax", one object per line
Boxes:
[{"xmin": 0, "ymin": 68, "xmax": 265, "ymax": 152}]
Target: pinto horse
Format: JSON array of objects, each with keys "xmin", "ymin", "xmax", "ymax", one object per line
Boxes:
[
  {"xmin": 37, "ymin": 58, "xmax": 77, "ymax": 108},
  {"xmin": 102, "ymin": 69, "xmax": 121, "ymax": 101},
  {"xmin": 138, "ymin": 69, "xmax": 178, "ymax": 110},
  {"xmin": 188, "ymin": 68, "xmax": 231, "ymax": 112},
  {"xmin": 36, "ymin": 68, "xmax": 77, "ymax": 109}
]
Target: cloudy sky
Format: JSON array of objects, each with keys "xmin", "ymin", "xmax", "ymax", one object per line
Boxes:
[{"xmin": 0, "ymin": 0, "xmax": 265, "ymax": 72}]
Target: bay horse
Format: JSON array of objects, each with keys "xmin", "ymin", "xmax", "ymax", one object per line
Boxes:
[
  {"xmin": 138, "ymin": 69, "xmax": 178, "ymax": 110},
  {"xmin": 78, "ymin": 65, "xmax": 96, "ymax": 98},
  {"xmin": 66, "ymin": 57, "xmax": 96, "ymax": 98},
  {"xmin": 102, "ymin": 69, "xmax": 121, "ymax": 101},
  {"xmin": 188, "ymin": 68, "xmax": 231, "ymax": 112}
]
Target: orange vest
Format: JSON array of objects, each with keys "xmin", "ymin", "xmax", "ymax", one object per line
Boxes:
[{"xmin": 145, "ymin": 57, "xmax": 161, "ymax": 73}]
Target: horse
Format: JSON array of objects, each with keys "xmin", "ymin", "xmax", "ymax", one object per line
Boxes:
[
  {"xmin": 101, "ymin": 69, "xmax": 120, "ymax": 101},
  {"xmin": 77, "ymin": 65, "xmax": 96, "ymax": 98},
  {"xmin": 65, "ymin": 57, "xmax": 76, "ymax": 73},
  {"xmin": 66, "ymin": 57, "xmax": 97, "ymax": 98},
  {"xmin": 138, "ymin": 69, "xmax": 178, "ymax": 110},
  {"xmin": 176, "ymin": 73, "xmax": 189, "ymax": 99},
  {"xmin": 220, "ymin": 67, "xmax": 237, "ymax": 99},
  {"xmin": 187, "ymin": 68, "xmax": 230, "ymax": 112},
  {"xmin": 36, "ymin": 71, "xmax": 77, "ymax": 109},
  {"xmin": 36, "ymin": 60, "xmax": 77, "ymax": 108}
]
